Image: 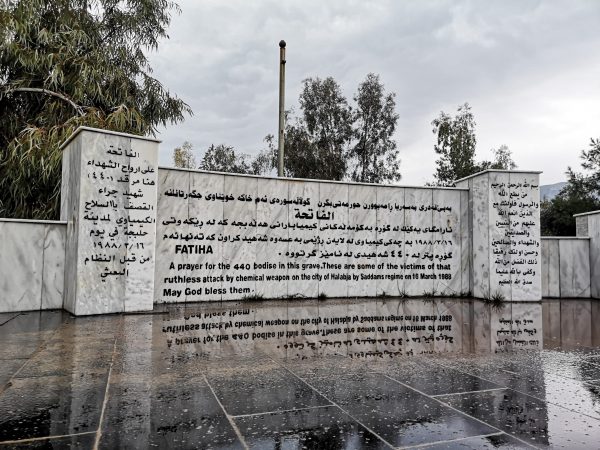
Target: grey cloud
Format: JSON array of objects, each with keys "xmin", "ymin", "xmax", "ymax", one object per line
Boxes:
[{"xmin": 151, "ymin": 0, "xmax": 600, "ymax": 185}]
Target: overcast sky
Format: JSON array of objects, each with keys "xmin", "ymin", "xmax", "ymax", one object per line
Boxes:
[{"xmin": 149, "ymin": 0, "xmax": 600, "ymax": 186}]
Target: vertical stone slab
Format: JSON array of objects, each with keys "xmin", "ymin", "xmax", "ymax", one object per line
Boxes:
[
  {"xmin": 187, "ymin": 171, "xmax": 225, "ymax": 302},
  {"xmin": 348, "ymin": 184, "xmax": 377, "ymax": 297},
  {"xmin": 221, "ymin": 175, "xmax": 257, "ymax": 300},
  {"xmin": 287, "ymin": 180, "xmax": 319, "ymax": 299},
  {"xmin": 574, "ymin": 211, "xmax": 600, "ymax": 299},
  {"xmin": 558, "ymin": 239, "xmax": 591, "ymax": 298},
  {"xmin": 255, "ymin": 177, "xmax": 289, "ymax": 299},
  {"xmin": 154, "ymin": 169, "xmax": 190, "ymax": 303},
  {"xmin": 543, "ymin": 238, "xmax": 560, "ymax": 297},
  {"xmin": 488, "ymin": 171, "xmax": 512, "ymax": 300},
  {"xmin": 317, "ymin": 182, "xmax": 349, "ymax": 298},
  {"xmin": 375, "ymin": 186, "xmax": 405, "ymax": 297},
  {"xmin": 508, "ymin": 172, "xmax": 541, "ymax": 301},
  {"xmin": 459, "ymin": 189, "xmax": 471, "ymax": 295},
  {"xmin": 403, "ymin": 188, "xmax": 434, "ymax": 296},
  {"xmin": 41, "ymin": 223, "xmax": 66, "ymax": 309},
  {"xmin": 60, "ymin": 127, "xmax": 159, "ymax": 315},
  {"xmin": 432, "ymin": 189, "xmax": 462, "ymax": 295},
  {"xmin": 0, "ymin": 221, "xmax": 44, "ymax": 313},
  {"xmin": 457, "ymin": 170, "xmax": 542, "ymax": 302}
]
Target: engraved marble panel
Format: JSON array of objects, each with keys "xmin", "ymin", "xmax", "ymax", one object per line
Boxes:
[
  {"xmin": 347, "ymin": 185, "xmax": 377, "ymax": 297},
  {"xmin": 375, "ymin": 186, "xmax": 405, "ymax": 297},
  {"xmin": 287, "ymin": 180, "xmax": 319, "ymax": 299},
  {"xmin": 42, "ymin": 224, "xmax": 66, "ymax": 309},
  {"xmin": 61, "ymin": 128, "xmax": 159, "ymax": 315},
  {"xmin": 0, "ymin": 222, "xmax": 44, "ymax": 312},
  {"xmin": 470, "ymin": 175, "xmax": 490, "ymax": 298},
  {"xmin": 558, "ymin": 239, "xmax": 591, "ymax": 298},
  {"xmin": 222, "ymin": 175, "xmax": 257, "ymax": 300},
  {"xmin": 255, "ymin": 178, "xmax": 289, "ymax": 299},
  {"xmin": 77, "ymin": 132, "xmax": 128, "ymax": 314},
  {"xmin": 154, "ymin": 169, "xmax": 190, "ymax": 303},
  {"xmin": 488, "ymin": 171, "xmax": 512, "ymax": 301},
  {"xmin": 508, "ymin": 172, "xmax": 541, "ymax": 301},
  {"xmin": 432, "ymin": 189, "xmax": 462, "ymax": 295},
  {"xmin": 587, "ymin": 214, "xmax": 600, "ymax": 299},
  {"xmin": 317, "ymin": 182, "xmax": 349, "ymax": 298},
  {"xmin": 403, "ymin": 188, "xmax": 433, "ymax": 296},
  {"xmin": 123, "ymin": 137, "xmax": 158, "ymax": 312},
  {"xmin": 187, "ymin": 172, "xmax": 225, "ymax": 302}
]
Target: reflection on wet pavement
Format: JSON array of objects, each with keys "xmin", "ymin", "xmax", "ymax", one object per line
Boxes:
[{"xmin": 1, "ymin": 299, "xmax": 600, "ymax": 449}]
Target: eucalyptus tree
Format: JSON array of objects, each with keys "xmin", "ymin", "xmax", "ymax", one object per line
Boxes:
[
  {"xmin": 350, "ymin": 73, "xmax": 400, "ymax": 183},
  {"xmin": 431, "ymin": 103, "xmax": 477, "ymax": 186},
  {"xmin": 0, "ymin": 0, "xmax": 191, "ymax": 219}
]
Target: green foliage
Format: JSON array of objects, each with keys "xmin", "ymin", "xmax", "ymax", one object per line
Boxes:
[
  {"xmin": 541, "ymin": 138, "xmax": 600, "ymax": 236},
  {"xmin": 431, "ymin": 103, "xmax": 477, "ymax": 186},
  {"xmin": 350, "ymin": 73, "xmax": 400, "ymax": 183},
  {"xmin": 173, "ymin": 141, "xmax": 196, "ymax": 169},
  {"xmin": 431, "ymin": 105, "xmax": 517, "ymax": 185},
  {"xmin": 276, "ymin": 74, "xmax": 400, "ymax": 183},
  {"xmin": 0, "ymin": 0, "xmax": 191, "ymax": 219},
  {"xmin": 199, "ymin": 144, "xmax": 252, "ymax": 174},
  {"xmin": 282, "ymin": 77, "xmax": 352, "ymax": 180}
]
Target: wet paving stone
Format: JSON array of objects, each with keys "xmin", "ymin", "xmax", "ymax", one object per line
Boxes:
[
  {"xmin": 308, "ymin": 373, "xmax": 498, "ymax": 448},
  {"xmin": 235, "ymin": 405, "xmax": 391, "ymax": 449},
  {"xmin": 414, "ymin": 432, "xmax": 533, "ymax": 449},
  {"xmin": 206, "ymin": 364, "xmax": 331, "ymax": 416},
  {"xmin": 0, "ymin": 374, "xmax": 106, "ymax": 442},
  {"xmin": 0, "ymin": 361, "xmax": 24, "ymax": 388},
  {"xmin": 2, "ymin": 299, "xmax": 600, "ymax": 448},
  {"xmin": 438, "ymin": 388, "xmax": 600, "ymax": 448},
  {"xmin": 99, "ymin": 375, "xmax": 241, "ymax": 449},
  {"xmin": 373, "ymin": 359, "xmax": 501, "ymax": 396},
  {"xmin": 0, "ymin": 433, "xmax": 96, "ymax": 449}
]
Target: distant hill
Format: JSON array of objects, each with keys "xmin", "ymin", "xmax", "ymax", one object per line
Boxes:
[{"xmin": 540, "ymin": 182, "xmax": 567, "ymax": 201}]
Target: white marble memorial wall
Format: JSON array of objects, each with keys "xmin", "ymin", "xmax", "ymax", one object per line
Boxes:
[{"xmin": 155, "ymin": 170, "xmax": 468, "ymax": 303}]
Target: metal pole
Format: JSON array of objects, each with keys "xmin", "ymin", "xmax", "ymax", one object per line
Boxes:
[{"xmin": 277, "ymin": 40, "xmax": 286, "ymax": 177}]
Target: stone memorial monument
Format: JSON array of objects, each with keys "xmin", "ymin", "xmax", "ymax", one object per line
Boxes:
[
  {"xmin": 60, "ymin": 127, "xmax": 159, "ymax": 315},
  {"xmin": 0, "ymin": 127, "xmax": 549, "ymax": 316}
]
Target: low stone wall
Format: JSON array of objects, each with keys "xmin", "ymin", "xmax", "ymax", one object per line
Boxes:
[
  {"xmin": 541, "ymin": 237, "xmax": 591, "ymax": 298},
  {"xmin": 0, "ymin": 219, "xmax": 66, "ymax": 312}
]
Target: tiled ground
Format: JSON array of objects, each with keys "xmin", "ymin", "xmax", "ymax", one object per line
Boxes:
[{"xmin": 1, "ymin": 300, "xmax": 600, "ymax": 449}]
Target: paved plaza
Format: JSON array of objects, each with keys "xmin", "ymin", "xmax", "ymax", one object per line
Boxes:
[{"xmin": 1, "ymin": 298, "xmax": 599, "ymax": 449}]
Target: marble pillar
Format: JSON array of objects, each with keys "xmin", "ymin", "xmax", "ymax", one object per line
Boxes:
[
  {"xmin": 60, "ymin": 127, "xmax": 159, "ymax": 315},
  {"xmin": 456, "ymin": 170, "xmax": 542, "ymax": 301}
]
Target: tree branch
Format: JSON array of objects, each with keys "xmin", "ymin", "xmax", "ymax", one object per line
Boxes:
[{"xmin": 8, "ymin": 87, "xmax": 85, "ymax": 116}]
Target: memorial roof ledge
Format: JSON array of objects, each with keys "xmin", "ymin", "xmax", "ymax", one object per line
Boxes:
[
  {"xmin": 573, "ymin": 209, "xmax": 600, "ymax": 218},
  {"xmin": 158, "ymin": 166, "xmax": 470, "ymax": 190},
  {"xmin": 59, "ymin": 126, "xmax": 161, "ymax": 150},
  {"xmin": 454, "ymin": 169, "xmax": 543, "ymax": 184}
]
